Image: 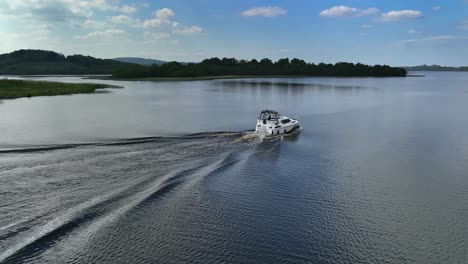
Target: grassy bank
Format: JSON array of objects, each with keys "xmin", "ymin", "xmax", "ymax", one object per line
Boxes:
[{"xmin": 0, "ymin": 79, "xmax": 119, "ymax": 99}]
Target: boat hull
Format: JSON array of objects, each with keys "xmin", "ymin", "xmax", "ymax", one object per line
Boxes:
[{"xmin": 255, "ymin": 118, "xmax": 300, "ymax": 136}]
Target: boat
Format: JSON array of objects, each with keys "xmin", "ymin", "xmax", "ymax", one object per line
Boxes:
[{"xmin": 255, "ymin": 110, "xmax": 300, "ymax": 135}]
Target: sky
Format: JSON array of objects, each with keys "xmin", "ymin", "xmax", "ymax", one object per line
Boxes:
[{"xmin": 0, "ymin": 0, "xmax": 468, "ymax": 66}]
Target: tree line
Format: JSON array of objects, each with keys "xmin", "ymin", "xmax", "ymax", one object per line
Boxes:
[
  {"xmin": 113, "ymin": 57, "xmax": 407, "ymax": 78},
  {"xmin": 0, "ymin": 50, "xmax": 408, "ymax": 77}
]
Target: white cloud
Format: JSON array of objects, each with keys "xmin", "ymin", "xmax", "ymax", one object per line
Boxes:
[
  {"xmin": 1, "ymin": 24, "xmax": 51, "ymax": 41},
  {"xmin": 155, "ymin": 8, "xmax": 175, "ymax": 19},
  {"xmin": 320, "ymin": 7, "xmax": 422, "ymax": 23},
  {"xmin": 120, "ymin": 5, "xmax": 136, "ymax": 14},
  {"xmin": 76, "ymin": 29, "xmax": 126, "ymax": 39},
  {"xmin": 320, "ymin": 6, "xmax": 379, "ymax": 18},
  {"xmin": 3, "ymin": 0, "xmax": 43, "ymax": 10},
  {"xmin": 408, "ymin": 29, "xmax": 420, "ymax": 35},
  {"xmin": 142, "ymin": 19, "xmax": 162, "ymax": 28},
  {"xmin": 173, "ymin": 26, "xmax": 203, "ymax": 35},
  {"xmin": 71, "ymin": 0, "xmax": 135, "ymax": 13},
  {"xmin": 0, "ymin": 0, "xmax": 90, "ymax": 22},
  {"xmin": 379, "ymin": 10, "xmax": 423, "ymax": 22},
  {"xmin": 107, "ymin": 15, "xmax": 140, "ymax": 26},
  {"xmin": 399, "ymin": 35, "xmax": 468, "ymax": 46},
  {"xmin": 361, "ymin": 24, "xmax": 373, "ymax": 29},
  {"xmin": 424, "ymin": 35, "xmax": 468, "ymax": 41},
  {"xmin": 241, "ymin": 6, "xmax": 287, "ymax": 17},
  {"xmin": 73, "ymin": 0, "xmax": 118, "ymax": 11},
  {"xmin": 142, "ymin": 8, "xmax": 177, "ymax": 28},
  {"xmin": 108, "ymin": 15, "xmax": 132, "ymax": 24},
  {"xmin": 81, "ymin": 19, "xmax": 109, "ymax": 28},
  {"xmin": 432, "ymin": 6, "xmax": 441, "ymax": 11},
  {"xmin": 144, "ymin": 32, "xmax": 170, "ymax": 40},
  {"xmin": 142, "ymin": 8, "xmax": 203, "ymax": 37},
  {"xmin": 0, "ymin": 3, "xmax": 204, "ymax": 59},
  {"xmin": 0, "ymin": 0, "xmax": 137, "ymax": 25},
  {"xmin": 0, "ymin": 27, "xmax": 60, "ymax": 53}
]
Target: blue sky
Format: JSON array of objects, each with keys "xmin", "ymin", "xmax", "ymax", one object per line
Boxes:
[{"xmin": 0, "ymin": 0, "xmax": 467, "ymax": 66}]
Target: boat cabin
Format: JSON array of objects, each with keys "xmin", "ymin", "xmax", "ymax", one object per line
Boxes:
[{"xmin": 258, "ymin": 110, "xmax": 280, "ymax": 121}]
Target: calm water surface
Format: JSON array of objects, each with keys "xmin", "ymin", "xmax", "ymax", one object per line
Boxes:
[{"xmin": 0, "ymin": 73, "xmax": 467, "ymax": 263}]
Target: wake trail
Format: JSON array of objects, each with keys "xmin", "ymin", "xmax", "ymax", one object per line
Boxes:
[
  {"xmin": 0, "ymin": 149, "xmax": 248, "ymax": 264},
  {"xmin": 0, "ymin": 130, "xmax": 262, "ymax": 154}
]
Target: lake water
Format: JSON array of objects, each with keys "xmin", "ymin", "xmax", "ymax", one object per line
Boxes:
[{"xmin": 0, "ymin": 73, "xmax": 467, "ymax": 263}]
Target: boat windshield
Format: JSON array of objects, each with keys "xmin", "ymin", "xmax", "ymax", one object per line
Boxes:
[{"xmin": 259, "ymin": 110, "xmax": 279, "ymax": 120}]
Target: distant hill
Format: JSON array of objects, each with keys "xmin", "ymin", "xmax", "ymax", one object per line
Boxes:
[
  {"xmin": 0, "ymin": 49, "xmax": 138, "ymax": 75},
  {"xmin": 405, "ymin": 65, "xmax": 468, "ymax": 72},
  {"xmin": 113, "ymin": 57, "xmax": 166, "ymax": 66}
]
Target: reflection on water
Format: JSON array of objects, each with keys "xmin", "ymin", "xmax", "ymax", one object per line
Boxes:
[{"xmin": 214, "ymin": 80, "xmax": 368, "ymax": 96}]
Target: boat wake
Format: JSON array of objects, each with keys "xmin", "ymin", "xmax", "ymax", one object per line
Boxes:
[
  {"xmin": 0, "ymin": 131, "xmax": 266, "ymax": 154},
  {"xmin": 0, "ymin": 130, "xmax": 290, "ymax": 263}
]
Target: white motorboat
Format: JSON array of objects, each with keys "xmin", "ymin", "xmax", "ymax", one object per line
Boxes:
[{"xmin": 255, "ymin": 110, "xmax": 300, "ymax": 135}]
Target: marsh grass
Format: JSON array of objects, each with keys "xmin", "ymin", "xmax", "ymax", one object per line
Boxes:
[{"xmin": 0, "ymin": 79, "xmax": 120, "ymax": 99}]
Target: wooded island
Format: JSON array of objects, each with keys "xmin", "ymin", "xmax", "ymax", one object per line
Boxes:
[{"xmin": 0, "ymin": 50, "xmax": 407, "ymax": 78}]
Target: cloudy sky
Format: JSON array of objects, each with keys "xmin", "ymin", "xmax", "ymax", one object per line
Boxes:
[{"xmin": 1, "ymin": 0, "xmax": 467, "ymax": 66}]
